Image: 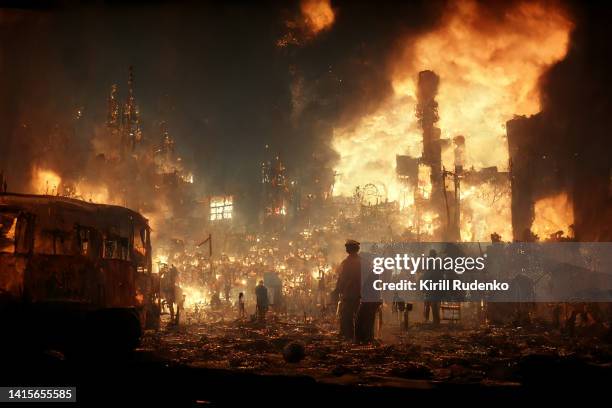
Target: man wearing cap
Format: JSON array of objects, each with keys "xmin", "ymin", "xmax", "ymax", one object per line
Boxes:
[{"xmin": 334, "ymin": 239, "xmax": 362, "ymax": 340}]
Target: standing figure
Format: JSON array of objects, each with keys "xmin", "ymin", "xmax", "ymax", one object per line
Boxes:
[
  {"xmin": 238, "ymin": 292, "xmax": 246, "ymax": 319},
  {"xmin": 175, "ymin": 292, "xmax": 185, "ymax": 325},
  {"xmin": 392, "ymin": 292, "xmax": 406, "ymax": 324},
  {"xmin": 355, "ymin": 254, "xmax": 382, "ymax": 343},
  {"xmin": 334, "ymin": 239, "xmax": 362, "ymax": 340},
  {"xmin": 161, "ymin": 264, "xmax": 179, "ymax": 323},
  {"xmin": 255, "ymin": 280, "xmax": 269, "ymax": 321},
  {"xmin": 423, "ymin": 249, "xmax": 442, "ymax": 325}
]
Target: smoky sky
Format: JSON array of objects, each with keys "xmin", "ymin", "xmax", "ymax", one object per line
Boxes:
[
  {"xmin": 0, "ymin": 0, "xmax": 445, "ymax": 197},
  {"xmin": 0, "ymin": 0, "xmax": 610, "ymax": 222}
]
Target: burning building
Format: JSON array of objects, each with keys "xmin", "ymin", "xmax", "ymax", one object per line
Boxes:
[
  {"xmin": 331, "ymin": 0, "xmax": 571, "ymax": 243},
  {"xmin": 106, "ymin": 66, "xmax": 144, "ymax": 158},
  {"xmin": 1, "ymin": 1, "xmax": 611, "ymax": 403},
  {"xmin": 261, "ymin": 149, "xmax": 291, "ymax": 231},
  {"xmin": 508, "ymin": 111, "xmax": 611, "ymax": 242}
]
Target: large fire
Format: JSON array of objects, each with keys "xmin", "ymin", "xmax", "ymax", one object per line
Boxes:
[
  {"xmin": 278, "ymin": 0, "xmax": 335, "ymax": 47},
  {"xmin": 532, "ymin": 192, "xmax": 574, "ymax": 239},
  {"xmin": 30, "ymin": 167, "xmax": 119, "ymax": 205},
  {"xmin": 31, "ymin": 167, "xmax": 62, "ymax": 195},
  {"xmin": 332, "ymin": 0, "xmax": 572, "ymax": 242},
  {"xmin": 300, "ymin": 0, "xmax": 335, "ymax": 35}
]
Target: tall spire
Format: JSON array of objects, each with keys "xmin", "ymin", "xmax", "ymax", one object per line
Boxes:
[
  {"xmin": 123, "ymin": 65, "xmax": 143, "ymax": 152},
  {"xmin": 107, "ymin": 83, "xmax": 120, "ymax": 129},
  {"xmin": 160, "ymin": 121, "xmax": 175, "ymax": 154}
]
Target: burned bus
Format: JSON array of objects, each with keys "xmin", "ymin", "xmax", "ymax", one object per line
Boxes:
[{"xmin": 0, "ymin": 193, "xmax": 160, "ymax": 354}]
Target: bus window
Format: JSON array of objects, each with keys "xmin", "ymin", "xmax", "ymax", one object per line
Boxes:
[
  {"xmin": 14, "ymin": 214, "xmax": 32, "ymax": 254},
  {"xmin": 103, "ymin": 236, "xmax": 130, "ymax": 261},
  {"xmin": 77, "ymin": 227, "xmax": 91, "ymax": 256},
  {"xmin": 134, "ymin": 227, "xmax": 146, "ymax": 257},
  {"xmin": 34, "ymin": 229, "xmax": 73, "ymax": 255},
  {"xmin": 0, "ymin": 213, "xmax": 17, "ymax": 253},
  {"xmin": 103, "ymin": 239, "xmax": 117, "ymax": 259},
  {"xmin": 120, "ymin": 237, "xmax": 130, "ymax": 260}
]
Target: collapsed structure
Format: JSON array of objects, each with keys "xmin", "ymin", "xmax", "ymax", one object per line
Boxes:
[{"xmin": 394, "ymin": 70, "xmax": 510, "ymax": 243}]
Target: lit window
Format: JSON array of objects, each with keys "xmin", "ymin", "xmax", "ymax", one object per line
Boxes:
[
  {"xmin": 0, "ymin": 213, "xmax": 17, "ymax": 253},
  {"xmin": 210, "ymin": 196, "xmax": 233, "ymax": 221}
]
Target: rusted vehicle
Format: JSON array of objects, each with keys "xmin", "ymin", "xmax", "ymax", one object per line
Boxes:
[{"xmin": 0, "ymin": 193, "xmax": 160, "ymax": 354}]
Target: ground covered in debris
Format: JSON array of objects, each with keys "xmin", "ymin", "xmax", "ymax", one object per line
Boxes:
[{"xmin": 141, "ymin": 315, "xmax": 612, "ymax": 390}]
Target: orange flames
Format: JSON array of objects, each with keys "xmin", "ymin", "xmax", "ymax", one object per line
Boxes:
[
  {"xmin": 332, "ymin": 0, "xmax": 572, "ymax": 241},
  {"xmin": 278, "ymin": 0, "xmax": 335, "ymax": 47},
  {"xmin": 300, "ymin": 0, "xmax": 335, "ymax": 35},
  {"xmin": 393, "ymin": 0, "xmax": 572, "ymax": 170},
  {"xmin": 532, "ymin": 192, "xmax": 574, "ymax": 239},
  {"xmin": 30, "ymin": 166, "xmax": 119, "ymax": 205},
  {"xmin": 31, "ymin": 167, "xmax": 62, "ymax": 195}
]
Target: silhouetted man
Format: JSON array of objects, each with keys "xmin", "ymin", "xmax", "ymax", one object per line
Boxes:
[
  {"xmin": 334, "ymin": 239, "xmax": 361, "ymax": 340},
  {"xmin": 355, "ymin": 253, "xmax": 382, "ymax": 343},
  {"xmin": 255, "ymin": 280, "xmax": 269, "ymax": 321},
  {"xmin": 423, "ymin": 249, "xmax": 442, "ymax": 325}
]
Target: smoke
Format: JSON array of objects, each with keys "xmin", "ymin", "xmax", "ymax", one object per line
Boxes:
[
  {"xmin": 0, "ymin": 0, "xmax": 447, "ymax": 224},
  {"xmin": 0, "ymin": 0, "xmax": 609, "ymax": 236},
  {"xmin": 536, "ymin": 2, "xmax": 612, "ymax": 240}
]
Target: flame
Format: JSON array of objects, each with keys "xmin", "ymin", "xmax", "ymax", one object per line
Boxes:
[
  {"xmin": 532, "ymin": 192, "xmax": 574, "ymax": 239},
  {"xmin": 417, "ymin": 164, "xmax": 432, "ymax": 200},
  {"xmin": 180, "ymin": 284, "xmax": 208, "ymax": 308},
  {"xmin": 460, "ymin": 182, "xmax": 512, "ymax": 242},
  {"xmin": 420, "ymin": 211, "xmax": 440, "ymax": 237},
  {"xmin": 30, "ymin": 166, "xmax": 120, "ymax": 204},
  {"xmin": 31, "ymin": 167, "xmax": 62, "ymax": 195},
  {"xmin": 278, "ymin": 0, "xmax": 335, "ymax": 47},
  {"xmin": 300, "ymin": 0, "xmax": 335, "ymax": 35},
  {"xmin": 332, "ymin": 0, "xmax": 572, "ymax": 241},
  {"xmin": 393, "ymin": 0, "xmax": 572, "ymax": 169},
  {"xmin": 72, "ymin": 180, "xmax": 116, "ymax": 204},
  {"xmin": 153, "ymin": 253, "xmax": 169, "ymax": 273}
]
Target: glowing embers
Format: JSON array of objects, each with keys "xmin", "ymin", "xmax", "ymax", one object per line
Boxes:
[{"xmin": 210, "ymin": 195, "xmax": 233, "ymax": 221}]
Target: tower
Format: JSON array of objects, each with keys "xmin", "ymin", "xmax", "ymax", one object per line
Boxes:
[
  {"xmin": 107, "ymin": 84, "xmax": 120, "ymax": 129},
  {"xmin": 261, "ymin": 146, "xmax": 289, "ymax": 231},
  {"xmin": 415, "ymin": 70, "xmax": 445, "ymax": 238},
  {"xmin": 123, "ymin": 66, "xmax": 143, "ymax": 152}
]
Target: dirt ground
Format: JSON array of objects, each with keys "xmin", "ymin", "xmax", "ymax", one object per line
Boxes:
[
  {"xmin": 2, "ymin": 309, "xmax": 611, "ymax": 405},
  {"xmin": 141, "ymin": 311, "xmax": 612, "ymax": 390}
]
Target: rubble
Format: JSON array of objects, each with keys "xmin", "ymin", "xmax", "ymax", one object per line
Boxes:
[{"xmin": 140, "ymin": 316, "xmax": 612, "ymax": 388}]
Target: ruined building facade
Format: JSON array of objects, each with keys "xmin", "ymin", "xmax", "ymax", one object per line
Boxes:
[{"xmin": 508, "ymin": 112, "xmax": 612, "ymax": 242}]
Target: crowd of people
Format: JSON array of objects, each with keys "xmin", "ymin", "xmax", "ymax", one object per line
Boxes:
[{"xmin": 156, "ymin": 232, "xmax": 451, "ymax": 343}]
